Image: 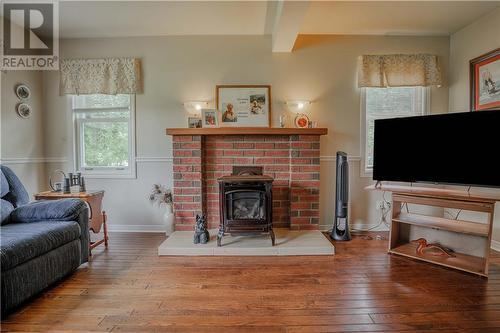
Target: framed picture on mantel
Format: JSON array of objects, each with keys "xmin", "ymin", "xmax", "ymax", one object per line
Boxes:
[
  {"xmin": 216, "ymin": 85, "xmax": 271, "ymax": 127},
  {"xmin": 470, "ymin": 48, "xmax": 500, "ymax": 111}
]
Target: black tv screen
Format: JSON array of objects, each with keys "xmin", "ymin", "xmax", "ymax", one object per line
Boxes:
[{"xmin": 373, "ymin": 110, "xmax": 500, "ymax": 188}]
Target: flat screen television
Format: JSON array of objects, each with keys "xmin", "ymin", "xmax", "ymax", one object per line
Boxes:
[{"xmin": 373, "ymin": 110, "xmax": 500, "ymax": 188}]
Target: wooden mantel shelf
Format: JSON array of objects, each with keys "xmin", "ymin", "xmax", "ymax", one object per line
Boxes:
[{"xmin": 166, "ymin": 127, "xmax": 328, "ymax": 136}]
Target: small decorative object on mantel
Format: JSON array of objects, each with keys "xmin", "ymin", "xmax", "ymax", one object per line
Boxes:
[
  {"xmin": 294, "ymin": 113, "xmax": 309, "ymax": 128},
  {"xmin": 279, "ymin": 113, "xmax": 288, "ymax": 128},
  {"xmin": 411, "ymin": 238, "xmax": 455, "ymax": 257},
  {"xmin": 217, "ymin": 85, "xmax": 271, "ymax": 127},
  {"xmin": 201, "ymin": 109, "xmax": 218, "ymax": 128},
  {"xmin": 16, "ymin": 103, "xmax": 32, "ymax": 119},
  {"xmin": 188, "ymin": 117, "xmax": 202, "ymax": 128},
  {"xmin": 149, "ymin": 184, "xmax": 174, "ymax": 235},
  {"xmin": 470, "ymin": 48, "xmax": 500, "ymax": 111},
  {"xmin": 15, "ymin": 84, "xmax": 31, "ymax": 100},
  {"xmin": 193, "ymin": 214, "xmax": 209, "ymax": 244}
]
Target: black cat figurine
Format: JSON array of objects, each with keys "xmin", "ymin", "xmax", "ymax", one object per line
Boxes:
[{"xmin": 193, "ymin": 214, "xmax": 209, "ymax": 244}]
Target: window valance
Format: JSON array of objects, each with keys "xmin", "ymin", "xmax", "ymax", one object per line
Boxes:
[
  {"xmin": 357, "ymin": 54, "xmax": 442, "ymax": 88},
  {"xmin": 60, "ymin": 57, "xmax": 142, "ymax": 95}
]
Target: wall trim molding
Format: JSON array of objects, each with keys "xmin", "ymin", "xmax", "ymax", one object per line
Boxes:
[
  {"xmin": 107, "ymin": 224, "xmax": 165, "ymax": 233},
  {"xmin": 1, "ymin": 155, "xmax": 361, "ymax": 164},
  {"xmin": 320, "ymin": 155, "xmax": 361, "ymax": 162},
  {"xmin": 492, "ymin": 240, "xmax": 500, "ymax": 252},
  {"xmin": 135, "ymin": 156, "xmax": 173, "ymax": 163},
  {"xmin": 133, "ymin": 155, "xmax": 362, "ymax": 163},
  {"xmin": 0, "ymin": 157, "xmax": 67, "ymax": 164}
]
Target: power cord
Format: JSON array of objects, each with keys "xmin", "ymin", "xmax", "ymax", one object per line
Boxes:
[
  {"xmin": 453, "ymin": 186, "xmax": 472, "ymax": 220},
  {"xmin": 351, "ymin": 191, "xmax": 391, "ymax": 233}
]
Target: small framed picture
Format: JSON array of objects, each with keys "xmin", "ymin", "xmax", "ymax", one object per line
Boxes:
[
  {"xmin": 201, "ymin": 109, "xmax": 218, "ymax": 128},
  {"xmin": 188, "ymin": 117, "xmax": 202, "ymax": 128},
  {"xmin": 470, "ymin": 48, "xmax": 500, "ymax": 111}
]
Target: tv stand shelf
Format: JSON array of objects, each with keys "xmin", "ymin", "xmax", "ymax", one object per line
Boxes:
[
  {"xmin": 393, "ymin": 213, "xmax": 489, "ymax": 237},
  {"xmin": 366, "ymin": 184, "xmax": 497, "ymax": 277},
  {"xmin": 390, "ymin": 243, "xmax": 486, "ymax": 276}
]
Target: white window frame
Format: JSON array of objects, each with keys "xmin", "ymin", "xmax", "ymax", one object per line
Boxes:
[
  {"xmin": 73, "ymin": 95, "xmax": 136, "ymax": 179},
  {"xmin": 360, "ymin": 87, "xmax": 430, "ymax": 177}
]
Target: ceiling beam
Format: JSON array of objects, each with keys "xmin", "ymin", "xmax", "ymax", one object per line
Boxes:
[{"xmin": 271, "ymin": 0, "xmax": 310, "ymax": 53}]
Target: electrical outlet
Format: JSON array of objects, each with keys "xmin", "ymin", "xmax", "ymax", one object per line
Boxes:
[{"xmin": 376, "ymin": 201, "xmax": 391, "ymax": 210}]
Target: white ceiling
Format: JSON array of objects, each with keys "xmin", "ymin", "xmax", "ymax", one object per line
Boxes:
[
  {"xmin": 59, "ymin": 1, "xmax": 500, "ymax": 39},
  {"xmin": 59, "ymin": 1, "xmax": 270, "ymax": 38},
  {"xmin": 300, "ymin": 1, "xmax": 500, "ymax": 36}
]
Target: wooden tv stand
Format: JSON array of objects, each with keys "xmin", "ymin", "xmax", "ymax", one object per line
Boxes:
[{"xmin": 366, "ymin": 184, "xmax": 498, "ymax": 277}]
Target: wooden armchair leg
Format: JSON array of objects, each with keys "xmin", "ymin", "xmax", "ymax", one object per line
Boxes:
[{"xmin": 103, "ymin": 211, "xmax": 109, "ymax": 247}]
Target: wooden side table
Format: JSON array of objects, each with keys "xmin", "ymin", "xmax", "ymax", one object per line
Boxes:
[{"xmin": 34, "ymin": 190, "xmax": 109, "ymax": 254}]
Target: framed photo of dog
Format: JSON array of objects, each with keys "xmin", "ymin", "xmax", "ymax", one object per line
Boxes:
[{"xmin": 216, "ymin": 85, "xmax": 271, "ymax": 127}]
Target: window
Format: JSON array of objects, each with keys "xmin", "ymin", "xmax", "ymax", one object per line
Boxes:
[
  {"xmin": 73, "ymin": 94, "xmax": 136, "ymax": 178},
  {"xmin": 361, "ymin": 87, "xmax": 429, "ymax": 176}
]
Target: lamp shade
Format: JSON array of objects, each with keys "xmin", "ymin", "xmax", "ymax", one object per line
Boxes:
[
  {"xmin": 285, "ymin": 100, "xmax": 311, "ymax": 113},
  {"xmin": 183, "ymin": 101, "xmax": 209, "ymax": 113}
]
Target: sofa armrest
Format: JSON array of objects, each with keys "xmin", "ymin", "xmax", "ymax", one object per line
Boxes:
[
  {"xmin": 10, "ymin": 199, "xmax": 87, "ymax": 222},
  {"xmin": 10, "ymin": 199, "xmax": 90, "ymax": 263}
]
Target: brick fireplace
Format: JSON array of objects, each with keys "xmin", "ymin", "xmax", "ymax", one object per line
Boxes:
[{"xmin": 167, "ymin": 128, "xmax": 328, "ymax": 231}]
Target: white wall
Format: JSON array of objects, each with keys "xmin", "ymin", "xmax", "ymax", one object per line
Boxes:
[
  {"xmin": 1, "ymin": 71, "xmax": 47, "ymax": 196},
  {"xmin": 448, "ymin": 7, "xmax": 500, "ymax": 245},
  {"xmin": 38, "ymin": 34, "xmax": 449, "ymax": 231}
]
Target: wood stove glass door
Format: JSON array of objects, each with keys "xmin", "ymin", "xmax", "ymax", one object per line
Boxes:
[{"xmin": 226, "ymin": 190, "xmax": 266, "ymax": 221}]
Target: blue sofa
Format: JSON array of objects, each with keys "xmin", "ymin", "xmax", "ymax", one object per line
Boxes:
[{"xmin": 1, "ymin": 165, "xmax": 89, "ymax": 315}]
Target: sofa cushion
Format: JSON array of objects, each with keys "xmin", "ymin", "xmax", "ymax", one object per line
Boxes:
[
  {"xmin": 1, "ymin": 169, "xmax": 8, "ymax": 197},
  {"xmin": 0, "ymin": 221, "xmax": 81, "ymax": 271},
  {"xmin": 1, "ymin": 199, "xmax": 14, "ymax": 226},
  {"xmin": 0, "ymin": 166, "xmax": 29, "ymax": 207}
]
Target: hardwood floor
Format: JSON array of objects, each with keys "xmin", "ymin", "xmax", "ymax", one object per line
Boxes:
[{"xmin": 1, "ymin": 232, "xmax": 500, "ymax": 332}]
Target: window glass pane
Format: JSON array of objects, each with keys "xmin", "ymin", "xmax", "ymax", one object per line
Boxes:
[
  {"xmin": 365, "ymin": 87, "xmax": 424, "ymax": 169},
  {"xmin": 366, "ymin": 117, "xmax": 375, "ymax": 167},
  {"xmin": 82, "ymin": 121, "xmax": 129, "ymax": 167},
  {"xmin": 366, "ymin": 87, "xmax": 415, "ymax": 117},
  {"xmin": 74, "ymin": 94, "xmax": 130, "ymax": 109},
  {"xmin": 77, "ymin": 111, "xmax": 129, "ymax": 119}
]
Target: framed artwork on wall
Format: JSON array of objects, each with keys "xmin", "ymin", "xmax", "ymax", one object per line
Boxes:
[
  {"xmin": 216, "ymin": 85, "xmax": 271, "ymax": 127},
  {"xmin": 470, "ymin": 48, "xmax": 500, "ymax": 111}
]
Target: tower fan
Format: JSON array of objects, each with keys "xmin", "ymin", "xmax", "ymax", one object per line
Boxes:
[{"xmin": 330, "ymin": 151, "xmax": 351, "ymax": 241}]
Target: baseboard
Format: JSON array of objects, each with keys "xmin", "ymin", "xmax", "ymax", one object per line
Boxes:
[
  {"xmin": 107, "ymin": 224, "xmax": 165, "ymax": 233},
  {"xmin": 350, "ymin": 223, "xmax": 389, "ymax": 232},
  {"xmin": 492, "ymin": 240, "xmax": 500, "ymax": 252}
]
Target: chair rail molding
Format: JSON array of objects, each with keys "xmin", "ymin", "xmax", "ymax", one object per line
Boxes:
[
  {"xmin": 0, "ymin": 157, "xmax": 68, "ymax": 164},
  {"xmin": 320, "ymin": 155, "xmax": 361, "ymax": 162},
  {"xmin": 135, "ymin": 156, "xmax": 173, "ymax": 163}
]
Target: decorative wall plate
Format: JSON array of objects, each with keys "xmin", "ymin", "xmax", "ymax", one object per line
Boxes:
[
  {"xmin": 294, "ymin": 114, "xmax": 310, "ymax": 128},
  {"xmin": 16, "ymin": 103, "xmax": 32, "ymax": 119},
  {"xmin": 15, "ymin": 84, "xmax": 31, "ymax": 100}
]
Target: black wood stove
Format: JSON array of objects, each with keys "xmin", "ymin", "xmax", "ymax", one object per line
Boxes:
[{"xmin": 217, "ymin": 167, "xmax": 274, "ymax": 246}]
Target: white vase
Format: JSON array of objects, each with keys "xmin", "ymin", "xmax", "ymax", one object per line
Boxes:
[{"xmin": 163, "ymin": 204, "xmax": 175, "ymax": 236}]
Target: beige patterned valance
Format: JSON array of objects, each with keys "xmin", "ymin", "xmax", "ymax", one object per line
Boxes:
[
  {"xmin": 60, "ymin": 58, "xmax": 142, "ymax": 95},
  {"xmin": 357, "ymin": 54, "xmax": 442, "ymax": 88}
]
